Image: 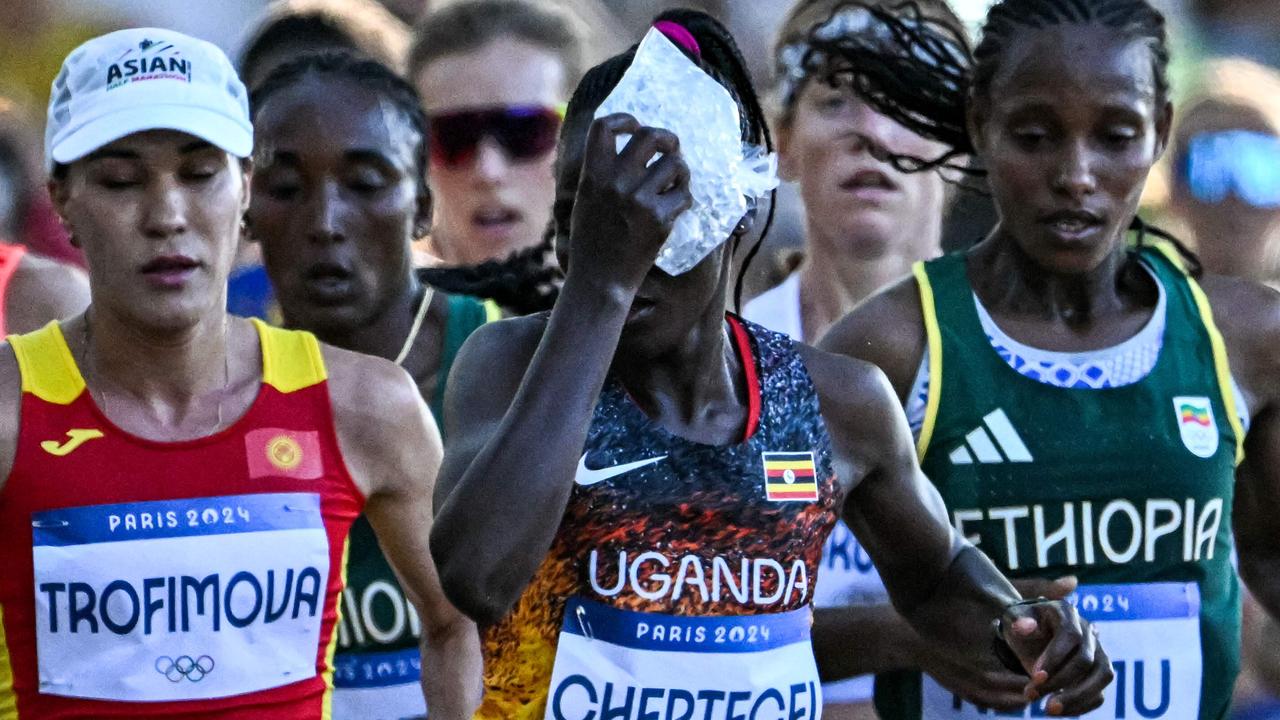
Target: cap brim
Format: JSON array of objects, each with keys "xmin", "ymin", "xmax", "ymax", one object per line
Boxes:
[{"xmin": 50, "ymin": 104, "xmax": 252, "ymax": 168}]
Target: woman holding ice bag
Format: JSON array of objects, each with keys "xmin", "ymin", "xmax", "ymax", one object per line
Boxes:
[
  {"xmin": 814, "ymin": 1, "xmax": 1280, "ymax": 718},
  {"xmin": 431, "ymin": 9, "xmax": 1114, "ymax": 719}
]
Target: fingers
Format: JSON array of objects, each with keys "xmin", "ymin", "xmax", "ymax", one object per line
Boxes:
[
  {"xmin": 638, "ymin": 152, "xmax": 690, "ymax": 198},
  {"xmin": 1001, "ymin": 603, "xmax": 1050, "ymax": 677},
  {"xmin": 617, "ymin": 126, "xmax": 681, "ymax": 178},
  {"xmin": 942, "ymin": 671, "xmax": 1033, "ymax": 713},
  {"xmin": 1012, "ymin": 575, "xmax": 1078, "ymax": 601},
  {"xmin": 922, "ymin": 647, "xmax": 1030, "ymax": 713},
  {"xmin": 1041, "ymin": 639, "xmax": 1113, "ymax": 717},
  {"xmin": 1020, "ymin": 612, "xmax": 1110, "ymax": 717},
  {"xmin": 640, "ymin": 154, "xmax": 693, "ymax": 225},
  {"xmin": 586, "ymin": 113, "xmax": 642, "ymax": 163},
  {"xmin": 1035, "ymin": 617, "xmax": 1096, "ymax": 690}
]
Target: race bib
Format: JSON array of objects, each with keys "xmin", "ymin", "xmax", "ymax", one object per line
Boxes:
[
  {"xmin": 546, "ymin": 597, "xmax": 821, "ymax": 720},
  {"xmin": 332, "ymin": 647, "xmax": 426, "ymax": 720},
  {"xmin": 922, "ymin": 582, "xmax": 1202, "ymax": 719},
  {"xmin": 33, "ymin": 492, "xmax": 331, "ymax": 702}
]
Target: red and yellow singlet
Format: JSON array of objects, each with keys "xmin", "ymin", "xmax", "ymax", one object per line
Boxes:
[{"xmin": 0, "ymin": 319, "xmax": 363, "ymax": 719}]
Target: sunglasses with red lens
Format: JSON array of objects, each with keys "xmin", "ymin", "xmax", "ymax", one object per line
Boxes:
[{"xmin": 428, "ymin": 104, "xmax": 565, "ymax": 168}]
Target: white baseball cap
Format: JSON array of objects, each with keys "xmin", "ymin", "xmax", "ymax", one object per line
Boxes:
[{"xmin": 45, "ymin": 28, "xmax": 252, "ymax": 172}]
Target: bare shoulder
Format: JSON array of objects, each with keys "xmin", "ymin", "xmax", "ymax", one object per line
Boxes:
[
  {"xmin": 1199, "ymin": 273, "xmax": 1280, "ymax": 346},
  {"xmin": 450, "ymin": 313, "xmax": 548, "ymax": 375},
  {"xmin": 322, "ymin": 342, "xmax": 423, "ymax": 423},
  {"xmin": 798, "ymin": 343, "xmax": 908, "ymax": 488},
  {"xmin": 1198, "ymin": 274, "xmax": 1280, "ymax": 407},
  {"xmin": 442, "ymin": 313, "xmax": 548, "ymax": 427},
  {"xmin": 0, "ymin": 342, "xmax": 22, "ymax": 487},
  {"xmin": 7, "ymin": 255, "xmax": 89, "ymax": 334},
  {"xmin": 817, "ymin": 274, "xmax": 926, "ymax": 399},
  {"xmin": 321, "ymin": 342, "xmax": 436, "ymax": 497}
]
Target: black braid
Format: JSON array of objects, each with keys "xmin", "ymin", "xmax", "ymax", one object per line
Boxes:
[
  {"xmin": 420, "ymin": 227, "xmax": 562, "ymax": 315},
  {"xmin": 799, "ymin": 1, "xmax": 975, "ymax": 174},
  {"xmin": 804, "ymin": 0, "xmax": 1200, "ymax": 274},
  {"xmin": 250, "ymin": 52, "xmax": 429, "ymax": 198},
  {"xmin": 558, "ymin": 8, "xmax": 776, "ymax": 311}
]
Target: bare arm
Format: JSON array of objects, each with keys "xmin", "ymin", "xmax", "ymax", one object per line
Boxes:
[
  {"xmin": 804, "ymin": 281, "xmax": 938, "ymax": 682},
  {"xmin": 0, "ymin": 341, "xmax": 21, "ymax": 491},
  {"xmin": 430, "ymin": 116, "xmax": 692, "ymax": 625},
  {"xmin": 802, "ymin": 341, "xmax": 1111, "ymax": 716},
  {"xmin": 6, "ymin": 255, "xmax": 89, "ymax": 335},
  {"xmin": 1203, "ymin": 276, "xmax": 1280, "ymax": 622},
  {"xmin": 327, "ymin": 347, "xmax": 480, "ymax": 719}
]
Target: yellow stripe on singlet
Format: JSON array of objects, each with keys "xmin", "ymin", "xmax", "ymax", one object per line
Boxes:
[
  {"xmin": 9, "ymin": 322, "xmax": 85, "ymax": 406},
  {"xmin": 252, "ymin": 318, "xmax": 327, "ymax": 394},
  {"xmin": 763, "ymin": 461, "xmax": 816, "ymax": 471},
  {"xmin": 320, "ymin": 537, "xmax": 352, "ymax": 720},
  {"xmin": 483, "ymin": 300, "xmax": 503, "ymax": 323},
  {"xmin": 913, "ymin": 262, "xmax": 944, "ymax": 461},
  {"xmin": 1150, "ymin": 242, "xmax": 1247, "ymax": 465},
  {"xmin": 9, "ymin": 320, "xmax": 332, "ymax": 403},
  {"xmin": 0, "ymin": 605, "xmax": 17, "ymax": 720}
]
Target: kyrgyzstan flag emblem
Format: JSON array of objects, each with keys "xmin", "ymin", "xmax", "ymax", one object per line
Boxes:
[
  {"xmin": 762, "ymin": 451, "xmax": 818, "ymax": 502},
  {"xmin": 245, "ymin": 428, "xmax": 323, "ymax": 480}
]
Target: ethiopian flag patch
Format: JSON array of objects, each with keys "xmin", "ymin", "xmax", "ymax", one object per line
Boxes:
[{"xmin": 762, "ymin": 451, "xmax": 818, "ymax": 502}]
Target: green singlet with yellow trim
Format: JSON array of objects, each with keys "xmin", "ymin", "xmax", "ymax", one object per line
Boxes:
[{"xmin": 875, "ymin": 244, "xmax": 1243, "ymax": 720}]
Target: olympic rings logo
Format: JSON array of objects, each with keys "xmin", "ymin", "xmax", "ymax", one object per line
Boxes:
[{"xmin": 155, "ymin": 655, "xmax": 215, "ymax": 682}]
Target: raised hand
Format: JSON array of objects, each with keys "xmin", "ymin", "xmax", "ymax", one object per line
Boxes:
[{"xmin": 567, "ymin": 113, "xmax": 692, "ymax": 296}]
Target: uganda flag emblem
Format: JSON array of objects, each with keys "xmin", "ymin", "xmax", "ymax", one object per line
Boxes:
[{"xmin": 762, "ymin": 451, "xmax": 818, "ymax": 502}]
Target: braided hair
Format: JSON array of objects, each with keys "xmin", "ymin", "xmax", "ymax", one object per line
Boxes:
[
  {"xmin": 559, "ymin": 8, "xmax": 776, "ymax": 310},
  {"xmin": 800, "ymin": 0, "xmax": 1198, "ymax": 272},
  {"xmin": 419, "ymin": 227, "xmax": 562, "ymax": 315}
]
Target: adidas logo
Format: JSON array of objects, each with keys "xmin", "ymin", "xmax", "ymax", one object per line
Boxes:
[{"xmin": 948, "ymin": 409, "xmax": 1033, "ymax": 465}]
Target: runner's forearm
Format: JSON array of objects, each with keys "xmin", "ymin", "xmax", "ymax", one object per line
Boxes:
[
  {"xmin": 898, "ymin": 544, "xmax": 1019, "ymax": 661},
  {"xmin": 812, "ymin": 603, "xmax": 920, "ymax": 680},
  {"xmin": 1240, "ymin": 552, "xmax": 1280, "ymax": 621},
  {"xmin": 432, "ymin": 275, "xmax": 633, "ymax": 624},
  {"xmin": 420, "ymin": 619, "xmax": 482, "ymax": 719}
]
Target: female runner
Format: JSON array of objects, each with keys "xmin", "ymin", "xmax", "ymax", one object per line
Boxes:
[
  {"xmin": 432, "ymin": 9, "xmax": 1112, "ymax": 719},
  {"xmin": 815, "ymin": 1, "xmax": 1280, "ymax": 718}
]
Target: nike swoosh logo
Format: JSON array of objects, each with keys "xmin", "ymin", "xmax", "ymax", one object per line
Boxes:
[
  {"xmin": 41, "ymin": 429, "xmax": 105, "ymax": 457},
  {"xmin": 574, "ymin": 453, "xmax": 667, "ymax": 487}
]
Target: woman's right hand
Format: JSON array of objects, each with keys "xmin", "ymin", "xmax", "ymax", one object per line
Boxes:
[{"xmin": 567, "ymin": 113, "xmax": 693, "ymax": 297}]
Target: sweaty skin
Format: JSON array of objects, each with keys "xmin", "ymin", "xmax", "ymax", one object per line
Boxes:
[
  {"xmin": 11, "ymin": 129, "xmax": 478, "ymax": 718},
  {"xmin": 432, "ymin": 113, "xmax": 1113, "ymax": 717},
  {"xmin": 250, "ymin": 76, "xmax": 451, "ymax": 408},
  {"xmin": 817, "ymin": 24, "xmax": 1280, "ymax": 713},
  {"xmin": 4, "ymin": 254, "xmax": 90, "ymax": 335}
]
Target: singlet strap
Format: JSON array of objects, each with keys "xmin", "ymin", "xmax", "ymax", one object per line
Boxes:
[
  {"xmin": 912, "ymin": 261, "xmax": 944, "ymax": 461},
  {"xmin": 1146, "ymin": 242, "xmax": 1246, "ymax": 465},
  {"xmin": 0, "ymin": 244, "xmax": 27, "ymax": 337},
  {"xmin": 252, "ymin": 318, "xmax": 328, "ymax": 393},
  {"xmin": 726, "ymin": 314, "xmax": 761, "ymax": 442},
  {"xmin": 9, "ymin": 321, "xmax": 85, "ymax": 405}
]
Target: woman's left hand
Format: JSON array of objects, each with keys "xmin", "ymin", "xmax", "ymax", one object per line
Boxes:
[{"xmin": 1000, "ymin": 599, "xmax": 1114, "ymax": 716}]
